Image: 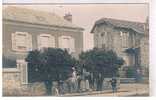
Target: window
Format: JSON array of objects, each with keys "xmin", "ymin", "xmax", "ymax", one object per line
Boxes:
[
  {"xmin": 120, "ymin": 31, "xmax": 129, "ymax": 48},
  {"xmin": 38, "ymin": 34, "xmax": 55, "ymax": 49},
  {"xmin": 2, "ymin": 56, "xmax": 16, "ymax": 68},
  {"xmin": 59, "ymin": 36, "xmax": 75, "ymax": 53},
  {"xmin": 101, "ymin": 44, "xmax": 106, "ymax": 49},
  {"xmin": 12, "ymin": 32, "xmax": 32, "ymax": 52},
  {"xmin": 100, "ymin": 32, "xmax": 107, "ymax": 48},
  {"xmin": 95, "ymin": 34, "xmax": 99, "ymax": 48}
]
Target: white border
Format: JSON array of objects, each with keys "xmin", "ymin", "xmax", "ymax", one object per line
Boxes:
[
  {"xmin": 0, "ymin": 0, "xmax": 3, "ymax": 98},
  {"xmin": 150, "ymin": 0, "xmax": 156, "ymax": 97}
]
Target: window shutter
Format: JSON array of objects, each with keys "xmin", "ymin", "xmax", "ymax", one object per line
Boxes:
[
  {"xmin": 27, "ymin": 34, "xmax": 32, "ymax": 51},
  {"xmin": 58, "ymin": 36, "xmax": 63, "ymax": 49},
  {"xmin": 49, "ymin": 35, "xmax": 55, "ymax": 48},
  {"xmin": 70, "ymin": 37, "xmax": 75, "ymax": 53},
  {"xmin": 11, "ymin": 33, "xmax": 17, "ymax": 51},
  {"xmin": 37, "ymin": 35, "xmax": 41, "ymax": 49}
]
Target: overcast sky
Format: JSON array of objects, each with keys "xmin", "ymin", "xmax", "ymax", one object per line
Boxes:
[{"xmin": 4, "ymin": 4, "xmax": 148, "ymax": 51}]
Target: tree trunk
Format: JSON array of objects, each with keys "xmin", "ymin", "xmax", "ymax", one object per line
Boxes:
[{"xmin": 44, "ymin": 80, "xmax": 53, "ymax": 95}]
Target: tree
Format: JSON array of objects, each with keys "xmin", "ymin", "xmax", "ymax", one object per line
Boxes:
[
  {"xmin": 25, "ymin": 48, "xmax": 76, "ymax": 95},
  {"xmin": 79, "ymin": 48, "xmax": 124, "ymax": 91}
]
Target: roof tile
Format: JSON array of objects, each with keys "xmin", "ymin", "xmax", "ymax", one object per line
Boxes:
[
  {"xmin": 92, "ymin": 18, "xmax": 145, "ymax": 34},
  {"xmin": 3, "ymin": 6, "xmax": 84, "ymax": 30}
]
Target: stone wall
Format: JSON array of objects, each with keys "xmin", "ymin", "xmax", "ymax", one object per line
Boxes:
[
  {"xmin": 3, "ymin": 68, "xmax": 21, "ymax": 95},
  {"xmin": 3, "ymin": 67, "xmax": 137, "ymax": 96},
  {"xmin": 2, "ymin": 67, "xmax": 47, "ymax": 96},
  {"xmin": 140, "ymin": 35, "xmax": 149, "ymax": 76}
]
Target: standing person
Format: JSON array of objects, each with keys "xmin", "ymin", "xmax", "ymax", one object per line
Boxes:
[
  {"xmin": 71, "ymin": 67, "xmax": 78, "ymax": 93},
  {"xmin": 110, "ymin": 77, "xmax": 117, "ymax": 93},
  {"xmin": 58, "ymin": 80, "xmax": 64, "ymax": 95}
]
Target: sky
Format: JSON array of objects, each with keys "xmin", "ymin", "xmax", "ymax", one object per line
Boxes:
[{"xmin": 3, "ymin": 4, "xmax": 149, "ymax": 51}]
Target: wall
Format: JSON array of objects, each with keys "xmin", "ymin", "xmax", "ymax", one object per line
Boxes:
[
  {"xmin": 93, "ymin": 24, "xmax": 136, "ymax": 66},
  {"xmin": 3, "ymin": 68, "xmax": 21, "ymax": 95},
  {"xmin": 2, "ymin": 64, "xmax": 47, "ymax": 96},
  {"xmin": 93, "ymin": 23, "xmax": 147, "ymax": 78},
  {"xmin": 140, "ymin": 35, "xmax": 149, "ymax": 76},
  {"xmin": 3, "ymin": 21, "xmax": 83, "ymax": 63},
  {"xmin": 3, "ymin": 20, "xmax": 84, "ymax": 96}
]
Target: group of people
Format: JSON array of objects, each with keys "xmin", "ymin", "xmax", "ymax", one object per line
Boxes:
[
  {"xmin": 53, "ymin": 67, "xmax": 118, "ymax": 95},
  {"xmin": 66, "ymin": 67, "xmax": 90, "ymax": 93}
]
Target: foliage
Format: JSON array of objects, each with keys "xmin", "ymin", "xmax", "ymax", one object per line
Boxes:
[
  {"xmin": 79, "ymin": 48, "xmax": 124, "ymax": 77},
  {"xmin": 126, "ymin": 66, "xmax": 137, "ymax": 78},
  {"xmin": 79, "ymin": 48, "xmax": 124, "ymax": 91},
  {"xmin": 25, "ymin": 48, "xmax": 76, "ymax": 95}
]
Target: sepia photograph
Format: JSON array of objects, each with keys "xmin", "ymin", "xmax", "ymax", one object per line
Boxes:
[{"xmin": 2, "ymin": 2, "xmax": 149, "ymax": 97}]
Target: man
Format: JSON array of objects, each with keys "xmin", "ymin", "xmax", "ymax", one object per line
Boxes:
[
  {"xmin": 110, "ymin": 77, "xmax": 117, "ymax": 93},
  {"xmin": 70, "ymin": 67, "xmax": 78, "ymax": 93}
]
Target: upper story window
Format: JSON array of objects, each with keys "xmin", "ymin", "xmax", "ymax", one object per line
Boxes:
[
  {"xmin": 100, "ymin": 32, "xmax": 107, "ymax": 48},
  {"xmin": 58, "ymin": 36, "xmax": 75, "ymax": 54},
  {"xmin": 37, "ymin": 34, "xmax": 55, "ymax": 49},
  {"xmin": 120, "ymin": 31, "xmax": 129, "ymax": 48},
  {"xmin": 12, "ymin": 32, "xmax": 32, "ymax": 52}
]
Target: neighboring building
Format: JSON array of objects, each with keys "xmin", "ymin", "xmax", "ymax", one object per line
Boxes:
[
  {"xmin": 2, "ymin": 6, "xmax": 84, "ymax": 92},
  {"xmin": 91, "ymin": 18, "xmax": 148, "ymax": 77},
  {"xmin": 140, "ymin": 18, "xmax": 149, "ymax": 77}
]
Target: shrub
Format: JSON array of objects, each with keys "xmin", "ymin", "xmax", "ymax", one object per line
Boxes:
[{"xmin": 126, "ymin": 67, "xmax": 137, "ymax": 78}]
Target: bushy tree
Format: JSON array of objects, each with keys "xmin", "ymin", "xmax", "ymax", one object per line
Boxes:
[
  {"xmin": 25, "ymin": 48, "xmax": 76, "ymax": 95},
  {"xmin": 79, "ymin": 48, "xmax": 124, "ymax": 91}
]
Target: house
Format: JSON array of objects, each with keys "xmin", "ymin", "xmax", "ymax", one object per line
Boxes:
[
  {"xmin": 140, "ymin": 18, "xmax": 149, "ymax": 76},
  {"xmin": 2, "ymin": 6, "xmax": 84, "ymax": 94},
  {"xmin": 91, "ymin": 18, "xmax": 149, "ymax": 77},
  {"xmin": 3, "ymin": 6, "xmax": 84, "ymax": 67}
]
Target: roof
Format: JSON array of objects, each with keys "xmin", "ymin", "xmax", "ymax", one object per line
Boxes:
[
  {"xmin": 3, "ymin": 6, "xmax": 84, "ymax": 30},
  {"xmin": 91, "ymin": 18, "xmax": 145, "ymax": 34}
]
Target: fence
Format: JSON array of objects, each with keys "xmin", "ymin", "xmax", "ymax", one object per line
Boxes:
[{"xmin": 3, "ymin": 60, "xmax": 139, "ymax": 96}]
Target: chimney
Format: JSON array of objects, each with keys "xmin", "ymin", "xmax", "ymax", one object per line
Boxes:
[{"xmin": 64, "ymin": 13, "xmax": 72, "ymax": 22}]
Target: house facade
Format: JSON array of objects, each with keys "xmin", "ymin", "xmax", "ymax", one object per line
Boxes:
[
  {"xmin": 2, "ymin": 6, "xmax": 84, "ymax": 93},
  {"xmin": 140, "ymin": 18, "xmax": 149, "ymax": 76},
  {"xmin": 91, "ymin": 18, "xmax": 149, "ymax": 77},
  {"xmin": 3, "ymin": 6, "xmax": 84, "ymax": 67}
]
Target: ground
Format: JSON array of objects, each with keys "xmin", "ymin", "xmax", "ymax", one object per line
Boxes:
[
  {"xmin": 63, "ymin": 83, "xmax": 149, "ymax": 97},
  {"xmin": 3, "ymin": 83, "xmax": 149, "ymax": 96}
]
